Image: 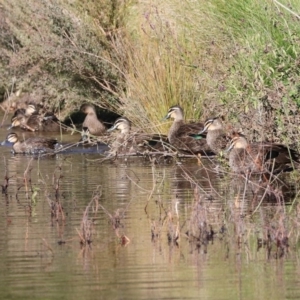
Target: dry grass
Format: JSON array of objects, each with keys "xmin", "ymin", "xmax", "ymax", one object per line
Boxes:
[{"xmin": 105, "ymin": 0, "xmax": 231, "ymax": 133}]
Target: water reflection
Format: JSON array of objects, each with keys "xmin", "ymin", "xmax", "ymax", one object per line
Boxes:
[{"xmin": 0, "ymin": 117, "xmax": 300, "ymax": 300}]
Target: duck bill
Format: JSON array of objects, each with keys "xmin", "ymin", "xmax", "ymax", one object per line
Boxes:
[
  {"xmin": 1, "ymin": 140, "xmax": 6, "ymax": 146},
  {"xmin": 161, "ymin": 114, "xmax": 170, "ymax": 121},
  {"xmin": 198, "ymin": 123, "xmax": 210, "ymax": 135},
  {"xmin": 8, "ymin": 119, "xmax": 20, "ymax": 130},
  {"xmin": 107, "ymin": 125, "xmax": 117, "ymax": 132}
]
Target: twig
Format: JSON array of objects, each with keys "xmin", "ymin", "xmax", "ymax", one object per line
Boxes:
[{"xmin": 273, "ymin": 0, "xmax": 300, "ymax": 19}]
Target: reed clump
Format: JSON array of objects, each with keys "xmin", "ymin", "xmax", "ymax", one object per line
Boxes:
[
  {"xmin": 99, "ymin": 198, "xmax": 131, "ymax": 246},
  {"xmin": 77, "ymin": 189, "xmax": 101, "ymax": 246}
]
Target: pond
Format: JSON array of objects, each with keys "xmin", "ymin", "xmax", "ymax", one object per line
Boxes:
[{"xmin": 0, "ymin": 113, "xmax": 300, "ymax": 300}]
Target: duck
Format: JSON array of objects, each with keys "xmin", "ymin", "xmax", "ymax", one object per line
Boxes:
[
  {"xmin": 195, "ymin": 117, "xmax": 229, "ymax": 155},
  {"xmin": 163, "ymin": 105, "xmax": 213, "ymax": 155},
  {"xmin": 9, "ymin": 105, "xmax": 67, "ymax": 132},
  {"xmin": 41, "ymin": 112, "xmax": 68, "ymax": 132},
  {"xmin": 107, "ymin": 117, "xmax": 169, "ymax": 156},
  {"xmin": 2, "ymin": 132, "xmax": 58, "ymax": 154},
  {"xmin": 9, "ymin": 104, "xmax": 40, "ymax": 131},
  {"xmin": 226, "ymin": 133, "xmax": 300, "ymax": 174},
  {"xmin": 80, "ymin": 103, "xmax": 106, "ymax": 136}
]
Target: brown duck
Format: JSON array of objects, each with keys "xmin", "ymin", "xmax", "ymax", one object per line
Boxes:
[
  {"xmin": 80, "ymin": 103, "xmax": 106, "ymax": 136},
  {"xmin": 9, "ymin": 104, "xmax": 40, "ymax": 131},
  {"xmin": 227, "ymin": 133, "xmax": 300, "ymax": 174},
  {"xmin": 197, "ymin": 117, "xmax": 229, "ymax": 155},
  {"xmin": 163, "ymin": 105, "xmax": 212, "ymax": 155},
  {"xmin": 41, "ymin": 112, "xmax": 68, "ymax": 132},
  {"xmin": 107, "ymin": 117, "xmax": 169, "ymax": 156},
  {"xmin": 2, "ymin": 132, "xmax": 58, "ymax": 154},
  {"xmin": 9, "ymin": 105, "xmax": 67, "ymax": 132}
]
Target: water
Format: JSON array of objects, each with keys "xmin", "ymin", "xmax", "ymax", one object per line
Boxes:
[{"xmin": 0, "ymin": 113, "xmax": 300, "ymax": 300}]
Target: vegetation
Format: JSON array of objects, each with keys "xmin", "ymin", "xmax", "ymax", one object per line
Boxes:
[
  {"xmin": 1, "ymin": 0, "xmax": 300, "ymax": 145},
  {"xmin": 0, "ymin": 0, "xmax": 125, "ymax": 118}
]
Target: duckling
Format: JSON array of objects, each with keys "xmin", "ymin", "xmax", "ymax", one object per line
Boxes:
[
  {"xmin": 163, "ymin": 105, "xmax": 212, "ymax": 155},
  {"xmin": 107, "ymin": 117, "xmax": 169, "ymax": 156},
  {"xmin": 80, "ymin": 103, "xmax": 106, "ymax": 136},
  {"xmin": 2, "ymin": 132, "xmax": 58, "ymax": 154},
  {"xmin": 196, "ymin": 117, "xmax": 230, "ymax": 155},
  {"xmin": 226, "ymin": 133, "xmax": 300, "ymax": 174}
]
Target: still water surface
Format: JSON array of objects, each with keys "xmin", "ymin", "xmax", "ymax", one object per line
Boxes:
[{"xmin": 0, "ymin": 114, "xmax": 300, "ymax": 300}]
